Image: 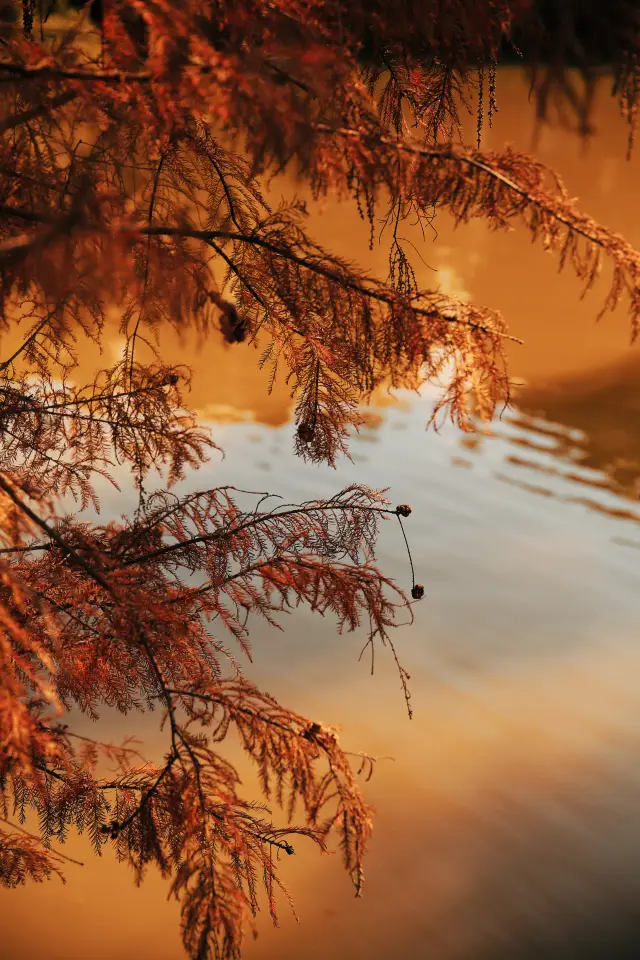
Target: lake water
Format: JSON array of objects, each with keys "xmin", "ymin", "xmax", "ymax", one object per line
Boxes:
[{"xmin": 2, "ymin": 69, "xmax": 640, "ymax": 959}]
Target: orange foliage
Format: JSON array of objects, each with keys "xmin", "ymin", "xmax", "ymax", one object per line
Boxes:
[{"xmin": 0, "ymin": 1, "xmax": 639, "ymax": 956}]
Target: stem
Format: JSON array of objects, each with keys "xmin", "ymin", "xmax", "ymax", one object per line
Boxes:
[{"xmin": 0, "ymin": 817, "xmax": 85, "ymax": 867}]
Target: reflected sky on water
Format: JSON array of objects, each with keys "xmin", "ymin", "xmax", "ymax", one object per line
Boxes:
[{"xmin": 2, "ymin": 68, "xmax": 640, "ymax": 959}]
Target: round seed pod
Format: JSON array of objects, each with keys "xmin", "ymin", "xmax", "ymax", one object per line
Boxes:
[{"xmin": 297, "ymin": 422, "xmax": 315, "ymax": 443}]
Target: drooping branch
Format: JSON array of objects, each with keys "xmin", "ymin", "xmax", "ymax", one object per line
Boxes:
[
  {"xmin": 311, "ymin": 123, "xmax": 640, "ymax": 332},
  {"xmin": 139, "ymin": 224, "xmax": 521, "ymax": 341},
  {"xmin": 1, "ymin": 474, "xmax": 414, "ymax": 935}
]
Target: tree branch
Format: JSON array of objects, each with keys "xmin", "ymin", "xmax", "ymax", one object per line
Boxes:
[
  {"xmin": 318, "ymin": 124, "xmax": 634, "ymax": 257},
  {"xmin": 0, "ymin": 91, "xmax": 78, "ymax": 134},
  {"xmin": 0, "ymin": 60, "xmax": 151, "ymax": 83},
  {"xmin": 121, "ymin": 500, "xmax": 396, "ymax": 569},
  {"xmin": 139, "ymin": 226, "xmax": 522, "ymax": 343},
  {"xmin": 0, "ymin": 816, "xmax": 85, "ymax": 867}
]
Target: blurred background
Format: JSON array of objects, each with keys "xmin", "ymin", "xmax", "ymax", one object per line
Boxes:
[{"xmin": 2, "ymin": 65, "xmax": 640, "ymax": 959}]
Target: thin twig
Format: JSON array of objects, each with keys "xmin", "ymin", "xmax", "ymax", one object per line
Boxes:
[{"xmin": 0, "ymin": 816, "xmax": 85, "ymax": 867}]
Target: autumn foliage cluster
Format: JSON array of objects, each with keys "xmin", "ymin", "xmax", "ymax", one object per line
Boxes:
[{"xmin": 1, "ymin": 1, "xmax": 640, "ymax": 957}]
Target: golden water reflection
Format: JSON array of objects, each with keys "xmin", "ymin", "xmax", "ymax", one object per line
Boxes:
[
  {"xmin": 3, "ymin": 68, "xmax": 640, "ymax": 959},
  {"xmin": 510, "ymin": 353, "xmax": 640, "ymax": 500}
]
